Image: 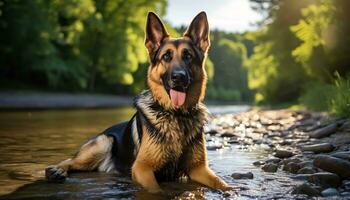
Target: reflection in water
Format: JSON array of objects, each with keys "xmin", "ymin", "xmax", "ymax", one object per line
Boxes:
[{"xmin": 0, "ymin": 107, "xmax": 300, "ymax": 199}]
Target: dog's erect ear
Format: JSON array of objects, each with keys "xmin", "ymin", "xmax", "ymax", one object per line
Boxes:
[
  {"xmin": 145, "ymin": 12, "xmax": 169, "ymax": 57},
  {"xmin": 184, "ymin": 11, "xmax": 210, "ymax": 53}
]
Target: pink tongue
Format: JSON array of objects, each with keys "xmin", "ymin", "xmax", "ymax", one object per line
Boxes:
[{"xmin": 170, "ymin": 89, "xmax": 186, "ymax": 108}]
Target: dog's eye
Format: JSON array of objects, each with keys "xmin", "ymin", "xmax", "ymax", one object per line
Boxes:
[
  {"xmin": 162, "ymin": 52, "xmax": 172, "ymax": 62},
  {"xmin": 183, "ymin": 51, "xmax": 192, "ymax": 61}
]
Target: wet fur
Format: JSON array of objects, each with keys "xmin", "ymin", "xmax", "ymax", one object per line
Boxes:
[{"xmin": 45, "ymin": 11, "xmax": 231, "ymax": 193}]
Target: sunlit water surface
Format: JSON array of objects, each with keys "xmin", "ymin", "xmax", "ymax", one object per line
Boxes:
[{"xmin": 0, "ymin": 107, "xmax": 301, "ymax": 199}]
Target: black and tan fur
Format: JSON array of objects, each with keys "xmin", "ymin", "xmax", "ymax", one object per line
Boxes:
[{"xmin": 45, "ymin": 11, "xmax": 231, "ymax": 193}]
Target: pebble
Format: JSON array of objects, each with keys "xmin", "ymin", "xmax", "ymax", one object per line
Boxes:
[
  {"xmin": 282, "ymin": 158, "xmax": 302, "ymax": 165},
  {"xmin": 206, "ymin": 144, "xmax": 223, "ymax": 150},
  {"xmin": 262, "ymin": 163, "xmax": 278, "ymax": 173},
  {"xmin": 220, "ymin": 132, "xmax": 237, "ymax": 138},
  {"xmin": 341, "ymin": 192, "xmax": 350, "ymax": 197},
  {"xmin": 309, "ymin": 123, "xmax": 338, "ymax": 138},
  {"xmin": 330, "ymin": 151, "xmax": 350, "ymax": 161},
  {"xmin": 283, "ymin": 162, "xmax": 300, "ymax": 174},
  {"xmin": 206, "ymin": 130, "xmax": 218, "ymax": 135},
  {"xmin": 343, "ymin": 180, "xmax": 350, "ymax": 190},
  {"xmin": 321, "ymin": 188, "xmax": 339, "ymax": 197},
  {"xmin": 339, "ymin": 120, "xmax": 350, "ymax": 132},
  {"xmin": 298, "ymin": 161, "xmax": 313, "ymax": 168},
  {"xmin": 313, "ymin": 155, "xmax": 350, "ymax": 179},
  {"xmin": 292, "ymin": 183, "xmax": 320, "ymax": 197},
  {"xmin": 301, "ymin": 143, "xmax": 334, "ymax": 153},
  {"xmin": 252, "ymin": 160, "xmax": 265, "ymax": 166},
  {"xmin": 231, "ymin": 172, "xmax": 254, "ymax": 179},
  {"xmin": 297, "ymin": 167, "xmax": 316, "ymax": 174},
  {"xmin": 265, "ymin": 158, "xmax": 281, "ymax": 164},
  {"xmin": 291, "ymin": 174, "xmax": 311, "ymax": 181},
  {"xmin": 308, "ymin": 172, "xmax": 341, "ymax": 188},
  {"xmin": 274, "ymin": 149, "xmax": 294, "ymax": 158}
]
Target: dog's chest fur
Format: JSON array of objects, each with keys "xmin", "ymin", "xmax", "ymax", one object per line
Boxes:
[{"xmin": 134, "ymin": 90, "xmax": 208, "ymax": 181}]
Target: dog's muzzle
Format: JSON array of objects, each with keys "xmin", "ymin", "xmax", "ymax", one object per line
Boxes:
[{"xmin": 162, "ymin": 67, "xmax": 192, "ymax": 108}]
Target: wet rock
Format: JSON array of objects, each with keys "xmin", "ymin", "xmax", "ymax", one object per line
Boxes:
[
  {"xmin": 273, "ymin": 149, "xmax": 294, "ymax": 158},
  {"xmin": 292, "ymin": 183, "xmax": 320, "ymax": 197},
  {"xmin": 339, "ymin": 120, "xmax": 350, "ymax": 132},
  {"xmin": 206, "ymin": 129, "xmax": 218, "ymax": 135},
  {"xmin": 283, "ymin": 162, "xmax": 300, "ymax": 174},
  {"xmin": 231, "ymin": 172, "xmax": 254, "ymax": 179},
  {"xmin": 297, "ymin": 167, "xmax": 316, "ymax": 174},
  {"xmin": 301, "ymin": 143, "xmax": 334, "ymax": 153},
  {"xmin": 341, "ymin": 192, "xmax": 350, "ymax": 197},
  {"xmin": 206, "ymin": 143, "xmax": 223, "ymax": 151},
  {"xmin": 298, "ymin": 161, "xmax": 313, "ymax": 168},
  {"xmin": 227, "ymin": 138, "xmax": 239, "ymax": 144},
  {"xmin": 309, "ymin": 123, "xmax": 338, "ymax": 139},
  {"xmin": 220, "ymin": 132, "xmax": 237, "ymax": 138},
  {"xmin": 283, "ymin": 158, "xmax": 302, "ymax": 165},
  {"xmin": 291, "ymin": 174, "xmax": 311, "ymax": 181},
  {"xmin": 343, "ymin": 180, "xmax": 350, "ymax": 190},
  {"xmin": 253, "ymin": 160, "xmax": 265, "ymax": 166},
  {"xmin": 321, "ymin": 188, "xmax": 339, "ymax": 197},
  {"xmin": 265, "ymin": 158, "xmax": 281, "ymax": 164},
  {"xmin": 330, "ymin": 151, "xmax": 350, "ymax": 161},
  {"xmin": 313, "ymin": 155, "xmax": 350, "ymax": 179},
  {"xmin": 262, "ymin": 163, "xmax": 278, "ymax": 173},
  {"xmin": 308, "ymin": 172, "xmax": 341, "ymax": 188}
]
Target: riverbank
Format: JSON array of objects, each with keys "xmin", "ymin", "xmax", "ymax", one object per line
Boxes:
[
  {"xmin": 0, "ymin": 92, "xmax": 133, "ymax": 109},
  {"xmin": 206, "ymin": 109, "xmax": 350, "ymax": 198},
  {"xmin": 0, "ymin": 92, "xmax": 250, "ymax": 111}
]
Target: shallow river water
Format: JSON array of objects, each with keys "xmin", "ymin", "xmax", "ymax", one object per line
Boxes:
[{"xmin": 0, "ymin": 106, "xmax": 302, "ymax": 199}]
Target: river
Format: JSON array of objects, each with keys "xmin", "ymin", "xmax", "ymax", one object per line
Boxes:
[{"xmin": 0, "ymin": 106, "xmax": 302, "ymax": 199}]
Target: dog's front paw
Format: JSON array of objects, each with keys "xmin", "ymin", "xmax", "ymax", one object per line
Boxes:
[
  {"xmin": 45, "ymin": 165, "xmax": 67, "ymax": 183},
  {"xmin": 221, "ymin": 185, "xmax": 233, "ymax": 191}
]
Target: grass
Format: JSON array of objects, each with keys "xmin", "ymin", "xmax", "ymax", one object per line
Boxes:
[
  {"xmin": 300, "ymin": 73, "xmax": 350, "ymax": 118},
  {"xmin": 331, "ymin": 74, "xmax": 350, "ymax": 118}
]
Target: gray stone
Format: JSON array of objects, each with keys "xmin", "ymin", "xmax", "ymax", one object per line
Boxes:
[
  {"xmin": 309, "ymin": 123, "xmax": 338, "ymax": 138},
  {"xmin": 343, "ymin": 180, "xmax": 350, "ymax": 190},
  {"xmin": 292, "ymin": 183, "xmax": 320, "ymax": 197},
  {"xmin": 321, "ymin": 188, "xmax": 339, "ymax": 197},
  {"xmin": 301, "ymin": 143, "xmax": 334, "ymax": 153},
  {"xmin": 297, "ymin": 167, "xmax": 316, "ymax": 174},
  {"xmin": 231, "ymin": 172, "xmax": 254, "ymax": 179},
  {"xmin": 265, "ymin": 158, "xmax": 281, "ymax": 164},
  {"xmin": 282, "ymin": 158, "xmax": 302, "ymax": 165},
  {"xmin": 341, "ymin": 192, "xmax": 350, "ymax": 197},
  {"xmin": 253, "ymin": 160, "xmax": 265, "ymax": 166},
  {"xmin": 339, "ymin": 120, "xmax": 350, "ymax": 132},
  {"xmin": 314, "ymin": 155, "xmax": 350, "ymax": 179},
  {"xmin": 283, "ymin": 162, "xmax": 300, "ymax": 174},
  {"xmin": 206, "ymin": 143, "xmax": 223, "ymax": 150},
  {"xmin": 274, "ymin": 149, "xmax": 294, "ymax": 158},
  {"xmin": 331, "ymin": 151, "xmax": 350, "ymax": 161},
  {"xmin": 298, "ymin": 161, "xmax": 314, "ymax": 168},
  {"xmin": 308, "ymin": 172, "xmax": 341, "ymax": 188},
  {"xmin": 262, "ymin": 163, "xmax": 278, "ymax": 173},
  {"xmin": 291, "ymin": 174, "xmax": 311, "ymax": 181}
]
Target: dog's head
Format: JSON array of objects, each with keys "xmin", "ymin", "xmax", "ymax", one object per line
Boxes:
[{"xmin": 145, "ymin": 12, "xmax": 210, "ymax": 110}]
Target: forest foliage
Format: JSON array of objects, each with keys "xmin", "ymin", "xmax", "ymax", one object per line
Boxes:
[
  {"xmin": 247, "ymin": 0, "xmax": 350, "ymax": 117},
  {"xmin": 0, "ymin": 0, "xmax": 350, "ymax": 116}
]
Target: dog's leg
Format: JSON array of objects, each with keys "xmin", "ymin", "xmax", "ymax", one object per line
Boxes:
[
  {"xmin": 132, "ymin": 161, "xmax": 161, "ymax": 193},
  {"xmin": 46, "ymin": 134, "xmax": 113, "ymax": 182},
  {"xmin": 189, "ymin": 164, "xmax": 231, "ymax": 191},
  {"xmin": 131, "ymin": 127, "xmax": 162, "ymax": 193}
]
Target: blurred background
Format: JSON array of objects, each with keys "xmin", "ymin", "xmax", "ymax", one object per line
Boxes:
[{"xmin": 0, "ymin": 0, "xmax": 349, "ymax": 117}]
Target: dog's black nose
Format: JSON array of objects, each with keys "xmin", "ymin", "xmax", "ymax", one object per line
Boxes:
[{"xmin": 171, "ymin": 70, "xmax": 186, "ymax": 83}]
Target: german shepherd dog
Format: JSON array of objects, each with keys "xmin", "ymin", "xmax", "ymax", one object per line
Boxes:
[{"xmin": 45, "ymin": 11, "xmax": 231, "ymax": 193}]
